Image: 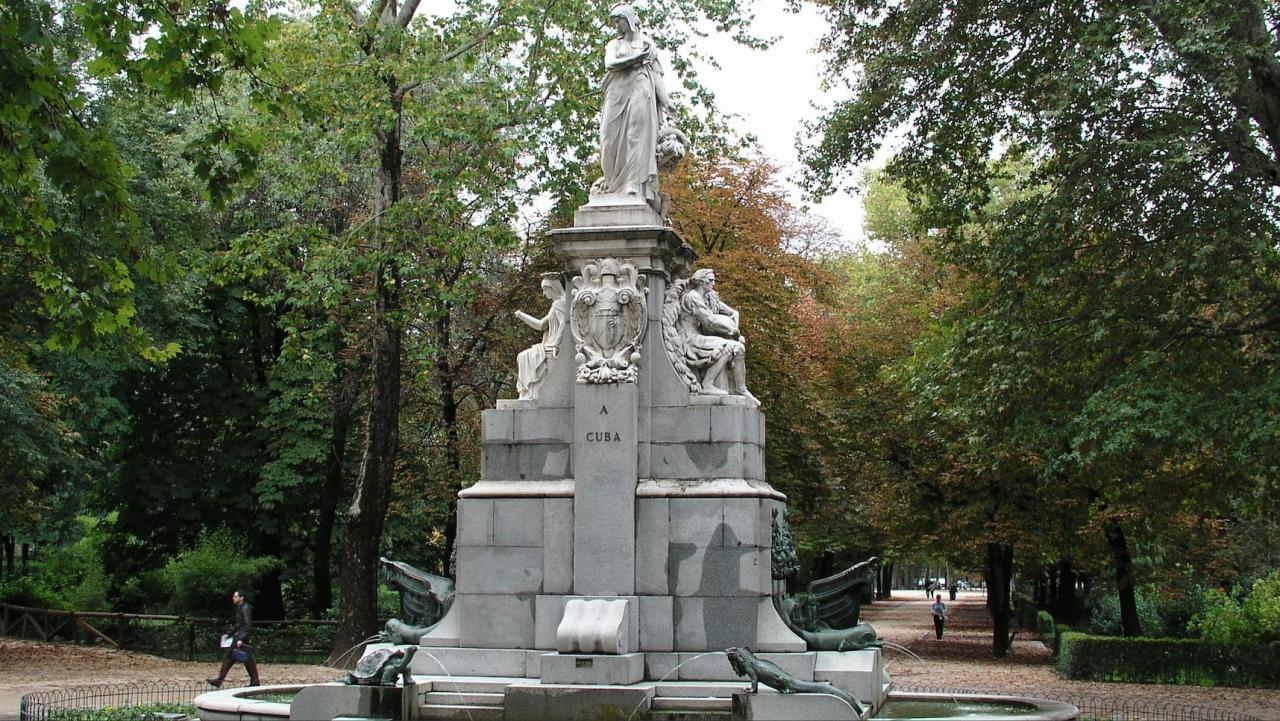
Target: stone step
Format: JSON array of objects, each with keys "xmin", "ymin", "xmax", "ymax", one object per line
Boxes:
[
  {"xmin": 651, "ymin": 696, "xmax": 735, "ymax": 711},
  {"xmin": 422, "ymin": 691, "xmax": 504, "ymax": 707},
  {"xmin": 414, "ymin": 676, "xmax": 526, "ymax": 694},
  {"xmin": 417, "ymin": 704, "xmax": 504, "ymax": 721},
  {"xmin": 648, "ymin": 712, "xmax": 734, "ymax": 721},
  {"xmin": 653, "ymin": 681, "xmax": 765, "ymax": 698}
]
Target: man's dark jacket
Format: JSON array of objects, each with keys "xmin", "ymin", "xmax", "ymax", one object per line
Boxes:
[{"xmin": 231, "ymin": 601, "xmax": 253, "ymax": 643}]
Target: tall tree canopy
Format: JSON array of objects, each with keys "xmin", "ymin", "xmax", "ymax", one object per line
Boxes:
[{"xmin": 802, "ymin": 0, "xmax": 1280, "ymax": 646}]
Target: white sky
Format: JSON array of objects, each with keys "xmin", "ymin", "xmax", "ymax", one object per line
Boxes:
[{"xmin": 694, "ymin": 4, "xmax": 869, "ymax": 249}]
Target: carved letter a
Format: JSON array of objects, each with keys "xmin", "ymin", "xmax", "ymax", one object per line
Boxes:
[{"xmin": 599, "ymin": 405, "xmax": 609, "ymax": 415}]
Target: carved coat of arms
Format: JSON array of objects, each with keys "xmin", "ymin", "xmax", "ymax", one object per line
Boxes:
[{"xmin": 570, "ymin": 258, "xmax": 647, "ymax": 384}]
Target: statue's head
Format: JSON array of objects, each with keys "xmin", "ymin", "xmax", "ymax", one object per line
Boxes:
[
  {"xmin": 609, "ymin": 4, "xmax": 640, "ymax": 35},
  {"xmin": 540, "ymin": 273, "xmax": 564, "ymax": 298},
  {"xmin": 690, "ymin": 268, "xmax": 716, "ymax": 287}
]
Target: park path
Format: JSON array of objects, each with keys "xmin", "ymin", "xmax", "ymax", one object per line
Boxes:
[
  {"xmin": 2, "ymin": 594, "xmax": 1279, "ymax": 719},
  {"xmin": 862, "ymin": 590, "xmax": 1280, "ymax": 720}
]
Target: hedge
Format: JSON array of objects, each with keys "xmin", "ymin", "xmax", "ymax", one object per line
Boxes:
[{"xmin": 1056, "ymin": 631, "xmax": 1280, "ymax": 687}]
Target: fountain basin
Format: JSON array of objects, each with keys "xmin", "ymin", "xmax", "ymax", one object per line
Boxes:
[
  {"xmin": 194, "ymin": 682, "xmax": 1078, "ymax": 720},
  {"xmin": 193, "ymin": 685, "xmax": 298, "ymax": 720},
  {"xmin": 878, "ymin": 692, "xmax": 1078, "ymax": 720}
]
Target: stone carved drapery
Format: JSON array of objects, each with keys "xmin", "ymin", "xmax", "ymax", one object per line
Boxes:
[
  {"xmin": 593, "ymin": 4, "xmax": 676, "ymax": 218},
  {"xmin": 570, "ymin": 258, "xmax": 648, "ymax": 384},
  {"xmin": 660, "ymin": 268, "xmax": 757, "ymax": 404},
  {"xmin": 514, "ymin": 273, "xmax": 568, "ymax": 400}
]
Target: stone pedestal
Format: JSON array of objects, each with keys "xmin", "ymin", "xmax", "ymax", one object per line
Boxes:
[
  {"xmin": 421, "ymin": 217, "xmax": 809, "ymax": 676},
  {"xmin": 573, "ymin": 382, "xmax": 637, "ymax": 595}
]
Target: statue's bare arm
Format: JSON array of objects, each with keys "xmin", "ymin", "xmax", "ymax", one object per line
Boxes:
[{"xmin": 514, "ymin": 310, "xmax": 547, "ymax": 331}]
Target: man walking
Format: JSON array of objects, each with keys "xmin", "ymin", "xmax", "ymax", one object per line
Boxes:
[
  {"xmin": 931, "ymin": 593, "xmax": 948, "ymax": 640},
  {"xmin": 207, "ymin": 590, "xmax": 259, "ymax": 687}
]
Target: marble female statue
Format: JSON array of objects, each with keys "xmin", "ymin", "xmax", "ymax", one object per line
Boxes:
[
  {"xmin": 514, "ymin": 274, "xmax": 568, "ymax": 400},
  {"xmin": 596, "ymin": 4, "xmax": 672, "ymax": 213}
]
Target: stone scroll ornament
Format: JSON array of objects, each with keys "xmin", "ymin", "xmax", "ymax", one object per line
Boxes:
[{"xmin": 570, "ymin": 258, "xmax": 648, "ymax": 384}]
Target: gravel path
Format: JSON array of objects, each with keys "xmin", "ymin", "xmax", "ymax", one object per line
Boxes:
[
  {"xmin": 3, "ymin": 593, "xmax": 1278, "ymax": 720},
  {"xmin": 865, "ymin": 590, "xmax": 1280, "ymax": 720},
  {"xmin": 0, "ymin": 638, "xmax": 335, "ymax": 720}
]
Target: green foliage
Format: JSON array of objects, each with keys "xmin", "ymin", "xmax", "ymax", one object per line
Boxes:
[
  {"xmin": 1089, "ymin": 586, "xmax": 1165, "ymax": 638},
  {"xmin": 48, "ymin": 703, "xmax": 194, "ymax": 721},
  {"xmin": 1056, "ymin": 631, "xmax": 1280, "ymax": 688},
  {"xmin": 32, "ymin": 517, "xmax": 113, "ymax": 610},
  {"xmin": 804, "ymin": 0, "xmax": 1280, "ymax": 640},
  {"xmin": 377, "ymin": 583, "xmax": 399, "ymax": 619},
  {"xmin": 159, "ymin": 529, "xmax": 279, "ymax": 616},
  {"xmin": 0, "ymin": 575, "xmax": 66, "ymax": 608},
  {"xmin": 1192, "ymin": 572, "xmax": 1280, "ymax": 645},
  {"xmin": 1036, "ymin": 610, "xmax": 1055, "ymax": 643}
]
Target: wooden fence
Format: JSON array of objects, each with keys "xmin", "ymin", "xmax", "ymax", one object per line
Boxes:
[{"xmin": 0, "ymin": 601, "xmax": 340, "ymax": 661}]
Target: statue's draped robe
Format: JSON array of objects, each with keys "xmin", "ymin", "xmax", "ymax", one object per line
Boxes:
[
  {"xmin": 599, "ymin": 37, "xmax": 660, "ymax": 205},
  {"xmin": 677, "ymin": 288, "xmax": 740, "ymax": 364},
  {"xmin": 516, "ymin": 299, "xmax": 566, "ymax": 399}
]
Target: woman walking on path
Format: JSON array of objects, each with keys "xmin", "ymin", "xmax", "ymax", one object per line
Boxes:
[{"xmin": 931, "ymin": 593, "xmax": 948, "ymax": 639}]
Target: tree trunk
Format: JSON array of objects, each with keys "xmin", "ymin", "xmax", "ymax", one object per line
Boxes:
[
  {"xmin": 985, "ymin": 542, "xmax": 1014, "ymax": 658},
  {"xmin": 1104, "ymin": 521, "xmax": 1142, "ymax": 636},
  {"xmin": 816, "ymin": 550, "xmax": 836, "ymax": 579},
  {"xmin": 329, "ymin": 89, "xmax": 405, "ymax": 664},
  {"xmin": 1, "ymin": 535, "xmax": 11, "ymax": 577},
  {"xmin": 21, "ymin": 543, "xmax": 30, "ymax": 574},
  {"xmin": 437, "ymin": 312, "xmax": 463, "ymax": 577},
  {"xmin": 255, "ymin": 533, "xmax": 286, "ymax": 620},
  {"xmin": 312, "ymin": 388, "xmax": 354, "ymax": 618},
  {"xmin": 1055, "ymin": 559, "xmax": 1079, "ymax": 623},
  {"xmin": 878, "ymin": 561, "xmax": 894, "ymax": 600}
]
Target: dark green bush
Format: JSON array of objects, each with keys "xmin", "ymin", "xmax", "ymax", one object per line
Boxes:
[
  {"xmin": 0, "ymin": 575, "xmax": 67, "ymax": 608},
  {"xmin": 1036, "ymin": 610, "xmax": 1055, "ymax": 643},
  {"xmin": 1088, "ymin": 587, "xmax": 1164, "ymax": 636},
  {"xmin": 1056, "ymin": 631, "xmax": 1280, "ymax": 687},
  {"xmin": 159, "ymin": 529, "xmax": 279, "ymax": 616}
]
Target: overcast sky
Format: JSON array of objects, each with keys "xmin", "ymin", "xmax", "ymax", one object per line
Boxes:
[{"xmin": 694, "ymin": 4, "xmax": 869, "ymax": 249}]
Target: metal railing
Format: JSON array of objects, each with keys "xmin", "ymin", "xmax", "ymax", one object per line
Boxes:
[
  {"xmin": 1, "ymin": 602, "xmax": 338, "ymax": 663},
  {"xmin": 19, "ymin": 679, "xmax": 309, "ymax": 721},
  {"xmin": 895, "ymin": 684, "xmax": 1264, "ymax": 721}
]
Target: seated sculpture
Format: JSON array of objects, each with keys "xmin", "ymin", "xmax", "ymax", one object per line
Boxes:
[
  {"xmin": 514, "ymin": 273, "xmax": 567, "ymax": 400},
  {"xmin": 663, "ymin": 268, "xmax": 757, "ymax": 403}
]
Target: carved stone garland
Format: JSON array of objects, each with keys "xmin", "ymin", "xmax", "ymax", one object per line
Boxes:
[{"xmin": 570, "ymin": 258, "xmax": 648, "ymax": 384}]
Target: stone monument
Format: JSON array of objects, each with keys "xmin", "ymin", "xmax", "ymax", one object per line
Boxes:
[{"xmin": 399, "ymin": 6, "xmax": 885, "ymax": 718}]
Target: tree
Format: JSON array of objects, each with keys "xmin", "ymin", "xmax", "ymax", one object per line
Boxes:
[
  {"xmin": 802, "ymin": 0, "xmax": 1280, "ymax": 639},
  {"xmin": 247, "ymin": 0, "xmax": 768, "ymax": 659}
]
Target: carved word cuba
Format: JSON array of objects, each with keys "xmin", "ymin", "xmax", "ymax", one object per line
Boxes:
[{"xmin": 585, "ymin": 431, "xmax": 623, "ymax": 442}]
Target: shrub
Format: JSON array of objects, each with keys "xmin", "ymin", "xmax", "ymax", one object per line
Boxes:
[
  {"xmin": 1056, "ymin": 631, "xmax": 1280, "ymax": 687},
  {"xmin": 1191, "ymin": 571, "xmax": 1280, "ymax": 645},
  {"xmin": 1036, "ymin": 610, "xmax": 1055, "ymax": 644},
  {"xmin": 159, "ymin": 529, "xmax": 279, "ymax": 617},
  {"xmin": 1088, "ymin": 586, "xmax": 1164, "ymax": 636},
  {"xmin": 0, "ymin": 575, "xmax": 67, "ymax": 609},
  {"xmin": 378, "ymin": 583, "xmax": 400, "ymax": 618},
  {"xmin": 48, "ymin": 702, "xmax": 194, "ymax": 721}
]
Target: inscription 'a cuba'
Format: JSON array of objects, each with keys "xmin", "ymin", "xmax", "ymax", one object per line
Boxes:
[{"xmin": 585, "ymin": 431, "xmax": 622, "ymax": 442}]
